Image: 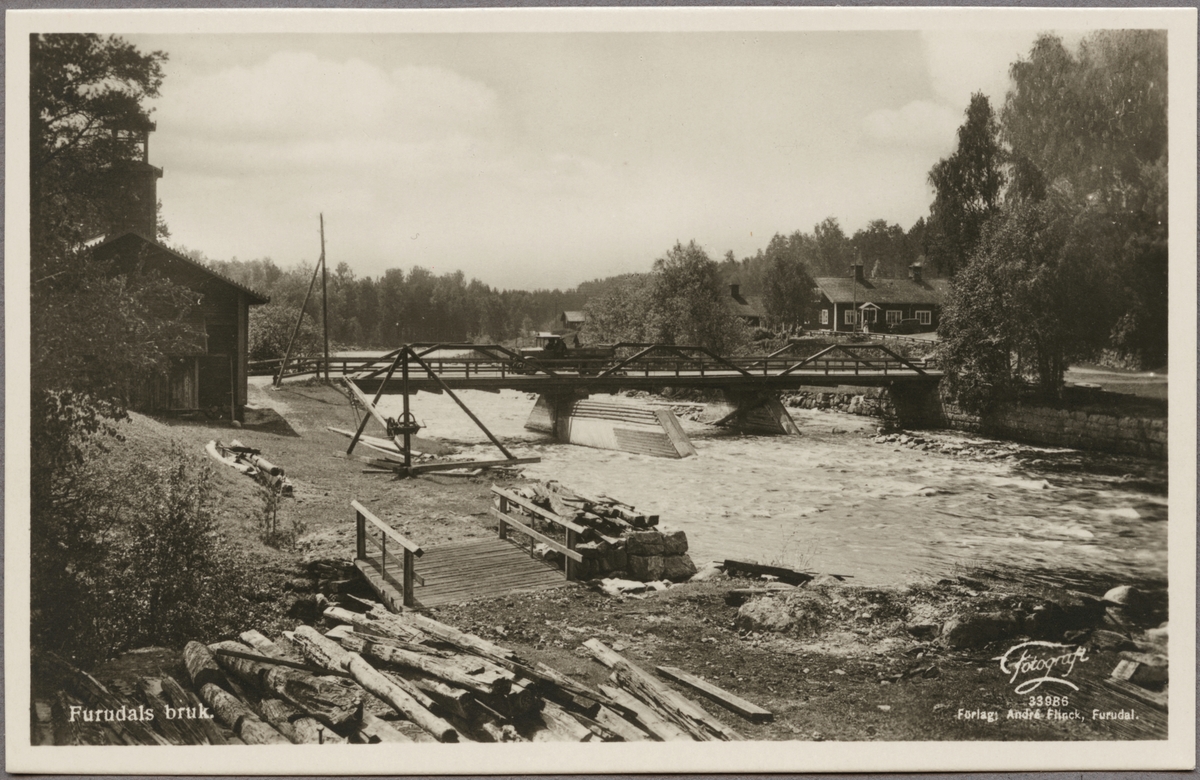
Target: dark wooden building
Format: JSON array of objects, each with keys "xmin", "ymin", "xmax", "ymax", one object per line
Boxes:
[
  {"xmin": 813, "ymin": 264, "xmax": 948, "ymax": 333},
  {"xmin": 93, "ymin": 233, "xmax": 268, "ymax": 419},
  {"xmin": 87, "ymin": 120, "xmax": 268, "ymax": 420}
]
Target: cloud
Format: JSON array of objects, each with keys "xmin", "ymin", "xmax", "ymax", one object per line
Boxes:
[
  {"xmin": 861, "ymin": 100, "xmax": 961, "ymax": 151},
  {"xmin": 159, "ymin": 51, "xmax": 498, "ymax": 143}
]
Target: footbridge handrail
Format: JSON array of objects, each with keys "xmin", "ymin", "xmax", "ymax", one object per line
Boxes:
[
  {"xmin": 353, "ymin": 499, "xmax": 423, "ymax": 608},
  {"xmin": 490, "ymin": 486, "xmax": 584, "ymax": 580}
]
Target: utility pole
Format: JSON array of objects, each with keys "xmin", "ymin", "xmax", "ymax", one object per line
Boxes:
[{"xmin": 320, "ymin": 213, "xmax": 329, "ymax": 383}]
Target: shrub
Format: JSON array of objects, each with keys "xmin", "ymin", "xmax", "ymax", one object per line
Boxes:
[
  {"xmin": 31, "ymin": 393, "xmax": 258, "ymax": 666},
  {"xmin": 249, "ymin": 302, "xmax": 323, "ymax": 362}
]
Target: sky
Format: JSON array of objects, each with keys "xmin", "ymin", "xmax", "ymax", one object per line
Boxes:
[{"xmin": 127, "ymin": 28, "xmax": 1063, "ymax": 291}]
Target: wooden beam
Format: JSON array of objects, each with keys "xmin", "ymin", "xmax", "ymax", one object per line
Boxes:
[
  {"xmin": 656, "ymin": 665, "xmax": 773, "ymax": 723},
  {"xmin": 489, "ymin": 508, "xmax": 583, "ymax": 563}
]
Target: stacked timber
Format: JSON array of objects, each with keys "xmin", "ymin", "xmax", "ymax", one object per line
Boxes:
[
  {"xmin": 508, "ymin": 481, "xmax": 695, "ymax": 582},
  {"xmin": 35, "ymin": 597, "xmax": 758, "ymax": 744}
]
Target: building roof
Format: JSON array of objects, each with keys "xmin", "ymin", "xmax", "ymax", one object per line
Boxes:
[
  {"xmin": 93, "ymin": 231, "xmax": 270, "ymax": 305},
  {"xmin": 813, "ymin": 276, "xmax": 949, "ymax": 306},
  {"xmin": 562, "ymin": 310, "xmax": 587, "ymax": 322},
  {"xmin": 728, "ymin": 292, "xmax": 765, "ymax": 319}
]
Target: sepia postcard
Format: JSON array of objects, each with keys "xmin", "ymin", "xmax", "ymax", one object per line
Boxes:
[{"xmin": 5, "ymin": 6, "xmax": 1196, "ymax": 775}]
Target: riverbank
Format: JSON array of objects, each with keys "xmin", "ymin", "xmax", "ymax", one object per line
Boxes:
[{"xmin": 35, "ymin": 379, "xmax": 1169, "ymax": 742}]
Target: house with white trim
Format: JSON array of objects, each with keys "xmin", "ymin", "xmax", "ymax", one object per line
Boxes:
[{"xmin": 813, "ymin": 263, "xmax": 948, "ymax": 333}]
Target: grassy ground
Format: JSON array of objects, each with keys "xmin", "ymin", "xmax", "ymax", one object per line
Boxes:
[{"xmin": 81, "ymin": 380, "xmax": 1167, "ymax": 741}]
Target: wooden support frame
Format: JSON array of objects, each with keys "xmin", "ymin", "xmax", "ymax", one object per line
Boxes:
[{"xmin": 342, "ymin": 345, "xmax": 538, "ymax": 478}]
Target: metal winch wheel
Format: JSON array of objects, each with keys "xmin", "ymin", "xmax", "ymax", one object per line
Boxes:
[{"xmin": 386, "ymin": 412, "xmax": 422, "ymax": 438}]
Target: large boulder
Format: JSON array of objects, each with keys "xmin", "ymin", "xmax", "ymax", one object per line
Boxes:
[
  {"xmin": 736, "ymin": 597, "xmax": 796, "ymax": 633},
  {"xmin": 661, "ymin": 554, "xmax": 697, "ymax": 582},
  {"xmin": 628, "ymin": 555, "xmax": 665, "ymax": 581},
  {"xmin": 660, "ymin": 531, "xmax": 689, "ymax": 556},
  {"xmin": 942, "ymin": 611, "xmax": 1022, "ymax": 649},
  {"xmin": 626, "ymin": 531, "xmax": 665, "ymax": 556}
]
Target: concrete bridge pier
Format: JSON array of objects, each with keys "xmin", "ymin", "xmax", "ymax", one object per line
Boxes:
[
  {"xmin": 524, "ymin": 391, "xmax": 697, "ymax": 458},
  {"xmin": 701, "ymin": 388, "xmax": 801, "ymax": 436}
]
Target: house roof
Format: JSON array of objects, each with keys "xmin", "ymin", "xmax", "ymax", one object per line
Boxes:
[
  {"xmin": 562, "ymin": 310, "xmax": 587, "ymax": 322},
  {"xmin": 813, "ymin": 276, "xmax": 949, "ymax": 306},
  {"xmin": 93, "ymin": 231, "xmax": 270, "ymax": 305},
  {"xmin": 728, "ymin": 292, "xmax": 765, "ymax": 319}
]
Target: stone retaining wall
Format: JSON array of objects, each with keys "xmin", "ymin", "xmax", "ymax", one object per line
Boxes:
[{"xmin": 782, "ymin": 384, "xmax": 1166, "ymax": 460}]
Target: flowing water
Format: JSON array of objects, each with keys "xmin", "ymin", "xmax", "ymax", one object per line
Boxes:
[{"xmin": 366, "ymin": 388, "xmax": 1167, "ymax": 590}]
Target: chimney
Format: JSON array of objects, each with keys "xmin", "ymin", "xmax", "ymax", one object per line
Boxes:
[
  {"xmin": 730, "ymin": 283, "xmax": 740, "ymax": 299},
  {"xmin": 851, "ymin": 263, "xmax": 864, "ymax": 282},
  {"xmin": 909, "ymin": 263, "xmax": 923, "ymax": 284}
]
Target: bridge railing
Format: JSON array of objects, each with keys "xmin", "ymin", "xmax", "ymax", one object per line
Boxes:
[
  {"xmin": 490, "ymin": 487, "xmax": 585, "ymax": 581},
  {"xmin": 353, "ymin": 499, "xmax": 424, "ymax": 609},
  {"xmin": 255, "ymin": 341, "xmax": 935, "ymax": 382}
]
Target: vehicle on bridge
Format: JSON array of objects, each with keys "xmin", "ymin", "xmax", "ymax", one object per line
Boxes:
[{"xmin": 515, "ymin": 333, "xmax": 615, "ymax": 375}]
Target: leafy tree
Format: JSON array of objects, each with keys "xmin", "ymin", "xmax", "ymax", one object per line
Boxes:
[
  {"xmin": 248, "ymin": 302, "xmax": 323, "ymax": 362},
  {"xmin": 1001, "ymin": 30, "xmax": 1167, "ymax": 366},
  {"xmin": 926, "ymin": 93, "xmax": 1006, "ymax": 277},
  {"xmin": 581, "ymin": 273, "xmax": 656, "ymax": 344},
  {"xmin": 649, "ymin": 241, "xmax": 749, "ymax": 353},
  {"xmin": 758, "ymin": 233, "xmax": 816, "ymax": 329},
  {"xmin": 810, "ymin": 217, "xmax": 855, "ymax": 277},
  {"xmin": 31, "ymin": 34, "xmax": 167, "ymax": 257},
  {"xmin": 851, "ymin": 219, "xmax": 912, "ymax": 278},
  {"xmin": 940, "ymin": 195, "xmax": 1117, "ymax": 408}
]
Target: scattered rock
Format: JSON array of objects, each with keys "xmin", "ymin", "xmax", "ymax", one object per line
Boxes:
[
  {"xmin": 736, "ymin": 597, "xmax": 797, "ymax": 634},
  {"xmin": 690, "ymin": 562, "xmax": 725, "ymax": 582},
  {"xmin": 1090, "ymin": 629, "xmax": 1136, "ymax": 651},
  {"xmin": 942, "ymin": 611, "xmax": 1021, "ymax": 649},
  {"xmin": 905, "ymin": 622, "xmax": 940, "ymax": 640}
]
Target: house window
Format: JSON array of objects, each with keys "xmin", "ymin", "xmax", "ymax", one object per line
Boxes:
[
  {"xmin": 820, "ymin": 309, "xmax": 829, "ymax": 325},
  {"xmin": 844, "ymin": 308, "xmax": 857, "ymax": 325},
  {"xmin": 917, "ymin": 310, "xmax": 932, "ymax": 325},
  {"xmin": 886, "ymin": 310, "xmax": 902, "ymax": 325}
]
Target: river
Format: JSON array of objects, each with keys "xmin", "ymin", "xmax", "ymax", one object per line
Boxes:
[{"xmin": 367, "ymin": 388, "xmax": 1168, "ymax": 591}]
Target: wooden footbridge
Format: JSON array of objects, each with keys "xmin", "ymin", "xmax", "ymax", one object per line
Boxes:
[{"xmin": 352, "ymin": 488, "xmax": 585, "ymax": 611}]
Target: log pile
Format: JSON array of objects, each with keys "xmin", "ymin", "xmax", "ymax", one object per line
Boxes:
[
  {"xmin": 32, "ymin": 597, "xmax": 757, "ymax": 745},
  {"xmin": 508, "ymin": 481, "xmax": 696, "ymax": 582}
]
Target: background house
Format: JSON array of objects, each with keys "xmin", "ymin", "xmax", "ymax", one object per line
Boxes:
[
  {"xmin": 727, "ymin": 283, "xmax": 765, "ymax": 328},
  {"xmin": 560, "ymin": 310, "xmax": 587, "ymax": 331},
  {"xmin": 90, "ymin": 122, "xmax": 268, "ymax": 420},
  {"xmin": 813, "ymin": 264, "xmax": 948, "ymax": 333}
]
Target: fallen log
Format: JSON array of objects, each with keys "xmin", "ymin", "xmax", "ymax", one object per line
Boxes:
[
  {"xmin": 339, "ymin": 633, "xmax": 512, "ymax": 696},
  {"xmin": 365, "ymin": 602, "xmax": 518, "ymax": 661},
  {"xmin": 598, "ymin": 684, "xmax": 693, "ymax": 741},
  {"xmin": 656, "ymin": 665, "xmax": 773, "ymax": 723},
  {"xmin": 135, "ymin": 679, "xmax": 195, "ymax": 745},
  {"xmin": 199, "ymin": 682, "xmax": 289, "ymax": 745},
  {"xmin": 584, "ymin": 639, "xmax": 739, "ymax": 741},
  {"xmin": 160, "ymin": 676, "xmax": 229, "ymax": 745},
  {"xmin": 409, "ymin": 675, "xmax": 474, "ymax": 719},
  {"xmin": 292, "ymin": 625, "xmax": 459, "ymax": 743},
  {"xmin": 533, "ymin": 699, "xmax": 595, "ymax": 742},
  {"xmin": 324, "ymin": 605, "xmax": 427, "ymax": 643},
  {"xmin": 724, "ymin": 559, "xmax": 814, "ymax": 586},
  {"xmin": 38, "ymin": 653, "xmax": 170, "ymax": 746},
  {"xmin": 210, "ymin": 641, "xmax": 361, "ymax": 728},
  {"xmin": 358, "ymin": 711, "xmax": 416, "ymax": 743},
  {"xmin": 591, "ymin": 704, "xmax": 653, "ymax": 742}
]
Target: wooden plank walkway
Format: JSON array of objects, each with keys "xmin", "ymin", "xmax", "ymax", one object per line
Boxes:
[{"xmin": 358, "ymin": 536, "xmax": 569, "ymax": 610}]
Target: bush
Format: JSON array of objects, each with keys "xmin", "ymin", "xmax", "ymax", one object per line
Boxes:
[{"xmin": 31, "ymin": 393, "xmax": 257, "ymax": 666}]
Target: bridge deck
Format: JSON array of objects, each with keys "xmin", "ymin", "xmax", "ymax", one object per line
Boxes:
[{"xmin": 358, "ymin": 536, "xmax": 569, "ymax": 610}]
